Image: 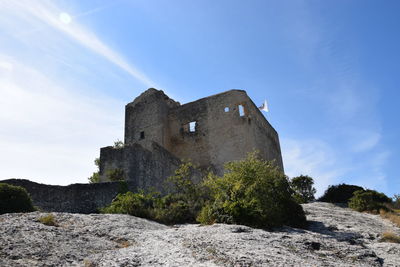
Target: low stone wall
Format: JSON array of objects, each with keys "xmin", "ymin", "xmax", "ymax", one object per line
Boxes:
[{"xmin": 0, "ymin": 179, "xmax": 136, "ymax": 214}]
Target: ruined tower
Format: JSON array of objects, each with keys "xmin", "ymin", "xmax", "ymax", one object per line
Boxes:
[{"xmin": 99, "ymin": 88, "xmax": 284, "ymax": 191}]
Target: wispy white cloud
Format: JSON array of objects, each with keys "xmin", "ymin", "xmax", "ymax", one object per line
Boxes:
[
  {"xmin": 351, "ymin": 131, "xmax": 381, "ymax": 153},
  {"xmin": 0, "ymin": 0, "xmax": 158, "ymax": 88},
  {"xmin": 0, "ymin": 54, "xmax": 124, "ymax": 185},
  {"xmin": 281, "ymin": 138, "xmax": 345, "ymax": 196},
  {"xmin": 0, "ymin": 0, "xmax": 164, "ymax": 185}
]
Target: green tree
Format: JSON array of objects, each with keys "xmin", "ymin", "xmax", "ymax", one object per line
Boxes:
[
  {"xmin": 319, "ymin": 183, "xmax": 364, "ymax": 204},
  {"xmin": 154, "ymin": 162, "xmax": 207, "ymax": 224},
  {"xmin": 197, "ymin": 152, "xmax": 307, "ymax": 229},
  {"xmin": 88, "ymin": 158, "xmax": 100, "ymax": 183},
  {"xmin": 290, "ymin": 175, "xmax": 316, "ymax": 203}
]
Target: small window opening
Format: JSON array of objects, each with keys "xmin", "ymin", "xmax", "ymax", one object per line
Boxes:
[
  {"xmin": 224, "ymin": 107, "xmax": 229, "ymax": 112},
  {"xmin": 140, "ymin": 131, "xmax": 145, "ymax": 139},
  {"xmin": 189, "ymin": 121, "xmax": 196, "ymax": 132},
  {"xmin": 238, "ymin": 104, "xmax": 245, "ymax": 116}
]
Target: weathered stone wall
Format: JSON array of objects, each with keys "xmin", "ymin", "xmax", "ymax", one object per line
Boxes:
[
  {"xmin": 0, "ymin": 179, "xmax": 133, "ymax": 213},
  {"xmin": 124, "ymin": 88, "xmax": 180, "ymax": 150},
  {"xmin": 166, "ymin": 90, "xmax": 284, "ymax": 174},
  {"xmin": 99, "ymin": 142, "xmax": 182, "ymax": 192},
  {"xmin": 100, "ymin": 88, "xmax": 283, "ymax": 184}
]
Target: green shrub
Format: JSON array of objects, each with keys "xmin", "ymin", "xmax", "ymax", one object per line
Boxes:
[
  {"xmin": 153, "ymin": 194, "xmax": 193, "ymax": 224},
  {"xmin": 38, "ymin": 214, "xmax": 57, "ymax": 226},
  {"xmin": 197, "ymin": 152, "xmax": 307, "ymax": 229},
  {"xmin": 102, "ymin": 153, "xmax": 308, "ymax": 229},
  {"xmin": 349, "ymin": 189, "xmax": 392, "ymax": 212},
  {"xmin": 162, "ymin": 162, "xmax": 207, "ymax": 222},
  {"xmin": 101, "ymin": 162, "xmax": 206, "ymax": 225},
  {"xmin": 101, "ymin": 191, "xmax": 154, "ymax": 218},
  {"xmin": 117, "ymin": 180, "xmax": 129, "ymax": 194},
  {"xmin": 319, "ymin": 183, "xmax": 364, "ymax": 204},
  {"xmin": 0, "ymin": 183, "xmax": 35, "ymax": 214},
  {"xmin": 290, "ymin": 175, "xmax": 316, "ymax": 203}
]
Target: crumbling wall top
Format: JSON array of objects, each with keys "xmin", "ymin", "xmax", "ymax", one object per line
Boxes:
[{"xmin": 127, "ymin": 88, "xmax": 180, "ymax": 109}]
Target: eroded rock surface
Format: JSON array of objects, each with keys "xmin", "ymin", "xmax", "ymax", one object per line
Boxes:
[{"xmin": 1, "ymin": 202, "xmax": 399, "ymax": 266}]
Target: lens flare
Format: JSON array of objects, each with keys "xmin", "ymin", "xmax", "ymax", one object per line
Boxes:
[{"xmin": 59, "ymin": 12, "xmax": 72, "ymax": 24}]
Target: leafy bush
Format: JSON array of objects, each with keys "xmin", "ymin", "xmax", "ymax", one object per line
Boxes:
[
  {"xmin": 101, "ymin": 162, "xmax": 206, "ymax": 225},
  {"xmin": 153, "ymin": 194, "xmax": 193, "ymax": 224},
  {"xmin": 102, "ymin": 153, "xmax": 308, "ymax": 229},
  {"xmin": 318, "ymin": 183, "xmax": 364, "ymax": 204},
  {"xmin": 38, "ymin": 214, "xmax": 57, "ymax": 226},
  {"xmin": 348, "ymin": 189, "xmax": 392, "ymax": 212},
  {"xmin": 160, "ymin": 162, "xmax": 207, "ymax": 223},
  {"xmin": 0, "ymin": 183, "xmax": 35, "ymax": 214},
  {"xmin": 101, "ymin": 191, "xmax": 155, "ymax": 218},
  {"xmin": 290, "ymin": 175, "xmax": 316, "ymax": 203},
  {"xmin": 197, "ymin": 152, "xmax": 307, "ymax": 229}
]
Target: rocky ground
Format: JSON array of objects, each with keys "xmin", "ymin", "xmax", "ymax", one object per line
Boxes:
[{"xmin": 1, "ymin": 202, "xmax": 399, "ymax": 267}]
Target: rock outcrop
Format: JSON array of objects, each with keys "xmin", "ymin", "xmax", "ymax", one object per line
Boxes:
[{"xmin": 1, "ymin": 202, "xmax": 399, "ymax": 266}]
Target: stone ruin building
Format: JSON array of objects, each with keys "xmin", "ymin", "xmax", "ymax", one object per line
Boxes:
[{"xmin": 99, "ymin": 88, "xmax": 284, "ymax": 191}]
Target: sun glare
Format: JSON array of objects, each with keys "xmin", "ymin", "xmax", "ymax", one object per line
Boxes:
[{"xmin": 59, "ymin": 12, "xmax": 72, "ymax": 24}]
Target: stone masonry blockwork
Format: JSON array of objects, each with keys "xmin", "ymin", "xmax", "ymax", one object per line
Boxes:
[{"xmin": 99, "ymin": 88, "xmax": 284, "ymax": 191}]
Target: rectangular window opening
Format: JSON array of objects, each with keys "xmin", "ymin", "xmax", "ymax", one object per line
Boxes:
[
  {"xmin": 224, "ymin": 107, "xmax": 229, "ymax": 112},
  {"xmin": 189, "ymin": 121, "xmax": 196, "ymax": 132},
  {"xmin": 140, "ymin": 131, "xmax": 145, "ymax": 139},
  {"xmin": 238, "ymin": 104, "xmax": 245, "ymax": 116}
]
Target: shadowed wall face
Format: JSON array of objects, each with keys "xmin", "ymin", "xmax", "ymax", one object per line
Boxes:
[{"xmin": 1, "ymin": 179, "xmax": 134, "ymax": 213}]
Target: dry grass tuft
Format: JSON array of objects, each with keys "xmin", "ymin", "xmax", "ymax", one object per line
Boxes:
[
  {"xmin": 379, "ymin": 231, "xmax": 400, "ymax": 243},
  {"xmin": 379, "ymin": 209, "xmax": 400, "ymax": 227},
  {"xmin": 38, "ymin": 214, "xmax": 57, "ymax": 226},
  {"xmin": 114, "ymin": 237, "xmax": 132, "ymax": 248},
  {"xmin": 83, "ymin": 259, "xmax": 97, "ymax": 267}
]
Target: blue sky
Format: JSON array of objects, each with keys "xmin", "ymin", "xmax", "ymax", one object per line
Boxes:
[{"xmin": 0, "ymin": 0, "xmax": 399, "ymax": 197}]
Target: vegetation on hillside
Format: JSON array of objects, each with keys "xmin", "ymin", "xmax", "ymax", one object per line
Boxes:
[
  {"xmin": 102, "ymin": 152, "xmax": 307, "ymax": 229},
  {"xmin": 197, "ymin": 152, "xmax": 306, "ymax": 228},
  {"xmin": 379, "ymin": 231, "xmax": 400, "ymax": 243},
  {"xmin": 38, "ymin": 214, "xmax": 57, "ymax": 226},
  {"xmin": 318, "ymin": 183, "xmax": 364, "ymax": 204},
  {"xmin": 101, "ymin": 162, "xmax": 206, "ymax": 224},
  {"xmin": 316, "ymin": 181, "xmax": 399, "ymax": 228},
  {"xmin": 348, "ymin": 189, "xmax": 392, "ymax": 212},
  {"xmin": 0, "ymin": 183, "xmax": 35, "ymax": 214},
  {"xmin": 290, "ymin": 175, "xmax": 316, "ymax": 204}
]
